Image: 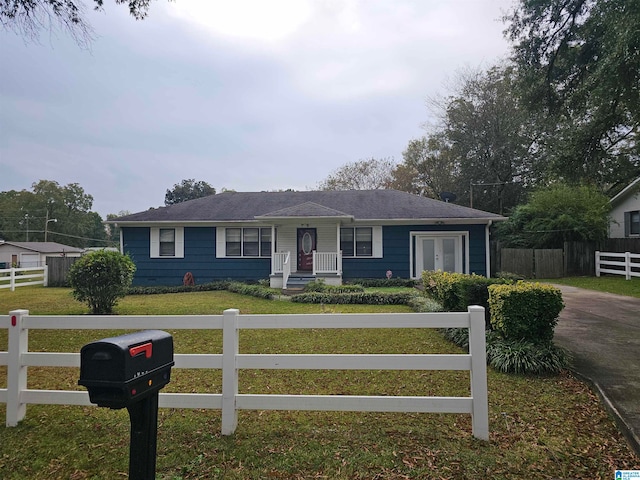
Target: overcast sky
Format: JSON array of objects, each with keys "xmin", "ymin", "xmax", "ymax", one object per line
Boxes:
[{"xmin": 1, "ymin": 0, "xmax": 515, "ymax": 218}]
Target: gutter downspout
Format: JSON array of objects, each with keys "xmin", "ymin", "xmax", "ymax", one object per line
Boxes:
[{"xmin": 485, "ymin": 221, "xmax": 493, "ymax": 278}]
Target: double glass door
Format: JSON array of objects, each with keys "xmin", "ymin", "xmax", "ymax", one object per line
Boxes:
[{"xmin": 416, "ymin": 235, "xmax": 461, "ymax": 275}]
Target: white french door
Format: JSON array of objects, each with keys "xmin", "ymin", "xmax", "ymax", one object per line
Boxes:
[{"xmin": 412, "ymin": 233, "xmax": 467, "ymax": 278}]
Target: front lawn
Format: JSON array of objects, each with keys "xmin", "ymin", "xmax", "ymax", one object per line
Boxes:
[{"xmin": 0, "ymin": 286, "xmax": 637, "ymax": 479}]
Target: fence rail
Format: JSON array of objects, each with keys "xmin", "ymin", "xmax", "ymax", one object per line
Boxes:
[
  {"xmin": 0, "ymin": 266, "xmax": 48, "ymax": 291},
  {"xmin": 0, "ymin": 307, "xmax": 489, "ymax": 440},
  {"xmin": 595, "ymin": 251, "xmax": 640, "ymax": 280}
]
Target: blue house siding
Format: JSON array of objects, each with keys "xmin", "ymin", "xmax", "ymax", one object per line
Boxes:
[
  {"xmin": 123, "ymin": 227, "xmax": 270, "ymax": 286},
  {"xmin": 342, "ymin": 224, "xmax": 488, "ymax": 280},
  {"xmin": 123, "ymin": 223, "xmax": 489, "ymax": 286}
]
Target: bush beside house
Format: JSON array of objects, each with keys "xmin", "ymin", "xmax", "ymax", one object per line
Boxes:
[{"xmin": 423, "ymin": 270, "xmax": 568, "ymax": 375}]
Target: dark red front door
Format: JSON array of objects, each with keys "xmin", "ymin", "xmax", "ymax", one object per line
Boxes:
[{"xmin": 297, "ymin": 228, "xmax": 316, "ymax": 271}]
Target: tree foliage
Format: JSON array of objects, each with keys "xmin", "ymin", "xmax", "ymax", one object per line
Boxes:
[
  {"xmin": 68, "ymin": 249, "xmax": 136, "ymax": 314},
  {"xmin": 0, "ymin": 180, "xmax": 110, "ymax": 247},
  {"xmin": 389, "ymin": 135, "xmax": 458, "ymax": 199},
  {"xmin": 505, "ymin": 0, "xmax": 640, "ymax": 188},
  {"xmin": 164, "ymin": 179, "xmax": 216, "ymax": 205},
  {"xmin": 496, "ymin": 183, "xmax": 611, "ymax": 248},
  {"xmin": 317, "ymin": 158, "xmax": 395, "ymax": 191},
  {"xmin": 1, "ymin": 0, "xmax": 165, "ymax": 46},
  {"xmin": 391, "ymin": 66, "xmax": 534, "ymax": 214}
]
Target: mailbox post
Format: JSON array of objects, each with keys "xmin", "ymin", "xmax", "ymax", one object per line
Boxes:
[{"xmin": 79, "ymin": 330, "xmax": 174, "ymax": 480}]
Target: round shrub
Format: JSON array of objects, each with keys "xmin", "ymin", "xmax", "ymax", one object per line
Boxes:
[{"xmin": 68, "ymin": 250, "xmax": 136, "ymax": 314}]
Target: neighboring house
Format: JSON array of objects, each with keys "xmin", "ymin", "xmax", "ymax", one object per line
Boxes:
[
  {"xmin": 609, "ymin": 177, "xmax": 640, "ymax": 238},
  {"xmin": 0, "ymin": 241, "xmax": 84, "ymax": 268},
  {"xmin": 108, "ymin": 190, "xmax": 506, "ymax": 288}
]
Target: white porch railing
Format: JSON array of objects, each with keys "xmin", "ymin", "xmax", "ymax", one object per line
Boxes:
[
  {"xmin": 0, "ymin": 266, "xmax": 48, "ymax": 291},
  {"xmin": 595, "ymin": 251, "xmax": 640, "ymax": 280},
  {"xmin": 313, "ymin": 251, "xmax": 342, "ymax": 275},
  {"xmin": 1, "ymin": 307, "xmax": 489, "ymax": 440}
]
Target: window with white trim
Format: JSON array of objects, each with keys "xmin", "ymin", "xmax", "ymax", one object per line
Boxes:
[
  {"xmin": 341, "ymin": 227, "xmax": 372, "ymax": 257},
  {"xmin": 225, "ymin": 227, "xmax": 272, "ymax": 257},
  {"xmin": 150, "ymin": 227, "xmax": 184, "ymax": 258},
  {"xmin": 627, "ymin": 210, "xmax": 640, "ymax": 236}
]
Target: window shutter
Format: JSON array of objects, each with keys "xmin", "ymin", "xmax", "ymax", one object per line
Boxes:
[
  {"xmin": 150, "ymin": 228, "xmax": 159, "ymax": 257},
  {"xmin": 372, "ymin": 226, "xmax": 383, "ymax": 258},
  {"xmin": 174, "ymin": 227, "xmax": 184, "ymax": 258},
  {"xmin": 216, "ymin": 227, "xmax": 226, "ymax": 258},
  {"xmin": 624, "ymin": 212, "xmax": 631, "ymax": 237}
]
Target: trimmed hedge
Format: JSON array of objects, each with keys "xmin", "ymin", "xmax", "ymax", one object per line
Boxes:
[
  {"xmin": 304, "ymin": 280, "xmax": 365, "ymax": 294},
  {"xmin": 422, "ymin": 271, "xmax": 512, "ymax": 325},
  {"xmin": 127, "ymin": 281, "xmax": 230, "ymax": 295},
  {"xmin": 488, "ymin": 282, "xmax": 564, "ymax": 344},
  {"xmin": 291, "ymin": 291, "xmax": 417, "ymax": 305},
  {"xmin": 346, "ymin": 278, "xmax": 418, "ymax": 288},
  {"xmin": 225, "ymin": 282, "xmax": 278, "ymax": 299}
]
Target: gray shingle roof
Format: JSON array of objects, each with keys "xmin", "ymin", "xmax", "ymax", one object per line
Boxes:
[{"xmin": 111, "ymin": 190, "xmax": 505, "ymax": 223}]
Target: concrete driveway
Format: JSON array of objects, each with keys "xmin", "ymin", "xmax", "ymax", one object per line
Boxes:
[{"xmin": 551, "ymin": 284, "xmax": 640, "ymax": 455}]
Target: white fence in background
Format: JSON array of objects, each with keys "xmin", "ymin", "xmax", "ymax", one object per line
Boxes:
[
  {"xmin": 595, "ymin": 251, "xmax": 640, "ymax": 280},
  {"xmin": 0, "ymin": 307, "xmax": 489, "ymax": 440},
  {"xmin": 0, "ymin": 266, "xmax": 48, "ymax": 291}
]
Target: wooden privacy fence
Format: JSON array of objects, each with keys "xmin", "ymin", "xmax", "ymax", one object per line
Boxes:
[
  {"xmin": 596, "ymin": 251, "xmax": 640, "ymax": 280},
  {"xmin": 499, "ymin": 248, "xmax": 564, "ymax": 278},
  {"xmin": 46, "ymin": 257, "xmax": 79, "ymax": 287},
  {"xmin": 0, "ymin": 266, "xmax": 48, "ymax": 291},
  {"xmin": 0, "ymin": 307, "xmax": 489, "ymax": 440}
]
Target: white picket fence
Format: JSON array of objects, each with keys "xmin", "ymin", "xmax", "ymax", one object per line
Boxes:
[
  {"xmin": 0, "ymin": 266, "xmax": 48, "ymax": 291},
  {"xmin": 0, "ymin": 307, "xmax": 489, "ymax": 440},
  {"xmin": 595, "ymin": 251, "xmax": 640, "ymax": 280}
]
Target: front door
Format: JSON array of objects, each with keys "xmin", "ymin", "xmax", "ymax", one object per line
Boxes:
[
  {"xmin": 297, "ymin": 228, "xmax": 316, "ymax": 271},
  {"xmin": 415, "ymin": 235, "xmax": 461, "ymax": 276}
]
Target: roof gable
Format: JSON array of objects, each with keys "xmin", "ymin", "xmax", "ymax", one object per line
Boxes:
[{"xmin": 257, "ymin": 202, "xmax": 352, "ymax": 219}]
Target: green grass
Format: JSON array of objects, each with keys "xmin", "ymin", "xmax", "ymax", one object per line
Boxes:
[
  {"xmin": 537, "ymin": 275, "xmax": 640, "ymax": 298},
  {"xmin": 0, "ymin": 286, "xmax": 638, "ymax": 479}
]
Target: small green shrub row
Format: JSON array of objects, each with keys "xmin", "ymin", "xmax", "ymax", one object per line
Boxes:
[
  {"xmin": 225, "ymin": 282, "xmax": 278, "ymax": 299},
  {"xmin": 291, "ymin": 291, "xmax": 417, "ymax": 305},
  {"xmin": 127, "ymin": 281, "xmax": 277, "ymax": 300},
  {"xmin": 488, "ymin": 282, "xmax": 564, "ymax": 344},
  {"xmin": 303, "ymin": 280, "xmax": 365, "ymax": 293},
  {"xmin": 346, "ymin": 278, "xmax": 418, "ymax": 288},
  {"xmin": 128, "ymin": 281, "xmax": 230, "ymax": 295}
]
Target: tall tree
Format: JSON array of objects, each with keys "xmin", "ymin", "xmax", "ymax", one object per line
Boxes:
[
  {"xmin": 317, "ymin": 158, "xmax": 396, "ymax": 191},
  {"xmin": 0, "ymin": 180, "xmax": 107, "ymax": 247},
  {"xmin": 505, "ymin": 0, "xmax": 640, "ymax": 190},
  {"xmin": 390, "ymin": 134, "xmax": 459, "ymax": 199},
  {"xmin": 1, "ymin": 0, "xmax": 166, "ymax": 46},
  {"xmin": 165, "ymin": 179, "xmax": 215, "ymax": 205}
]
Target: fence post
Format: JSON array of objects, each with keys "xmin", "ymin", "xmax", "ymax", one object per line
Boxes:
[
  {"xmin": 43, "ymin": 265, "xmax": 48, "ymax": 287},
  {"xmin": 7, "ymin": 309, "xmax": 29, "ymax": 427},
  {"xmin": 10, "ymin": 268, "xmax": 15, "ymax": 292},
  {"xmin": 625, "ymin": 252, "xmax": 631, "ymax": 280},
  {"xmin": 595, "ymin": 251, "xmax": 601, "ymax": 277},
  {"xmin": 468, "ymin": 305, "xmax": 489, "ymax": 441},
  {"xmin": 221, "ymin": 309, "xmax": 239, "ymax": 435}
]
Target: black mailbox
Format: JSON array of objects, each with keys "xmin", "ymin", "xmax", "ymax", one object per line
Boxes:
[{"xmin": 79, "ymin": 330, "xmax": 174, "ymax": 409}]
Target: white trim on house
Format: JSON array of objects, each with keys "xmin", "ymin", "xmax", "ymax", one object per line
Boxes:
[
  {"xmin": 409, "ymin": 231, "xmax": 470, "ymax": 279},
  {"xmin": 150, "ymin": 227, "xmax": 184, "ymax": 258}
]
